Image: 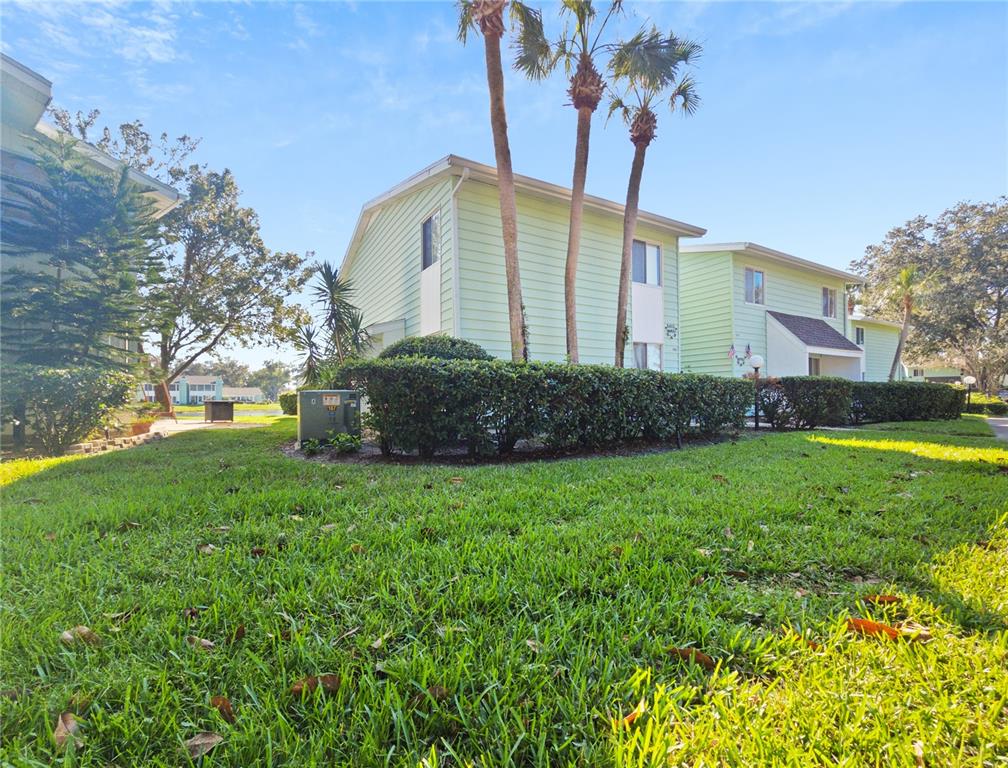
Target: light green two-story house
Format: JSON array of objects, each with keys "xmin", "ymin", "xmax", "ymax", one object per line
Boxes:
[
  {"xmin": 339, "ymin": 155, "xmax": 706, "ymax": 370},
  {"xmin": 679, "ymin": 242, "xmax": 902, "ymax": 381}
]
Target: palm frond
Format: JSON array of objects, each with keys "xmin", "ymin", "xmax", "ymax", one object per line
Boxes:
[
  {"xmin": 605, "ymin": 94, "xmax": 630, "ymax": 124},
  {"xmin": 457, "ymin": 0, "xmax": 476, "ymax": 43},
  {"xmin": 669, "ymin": 74, "xmax": 700, "ymax": 116},
  {"xmin": 609, "ymin": 27, "xmax": 702, "ymax": 93},
  {"xmin": 510, "ymin": 1, "xmax": 554, "ymax": 80}
]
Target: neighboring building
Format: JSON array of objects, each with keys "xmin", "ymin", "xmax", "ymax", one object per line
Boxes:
[
  {"xmin": 339, "ymin": 155, "xmax": 706, "ymax": 370},
  {"xmin": 903, "ymin": 363, "xmax": 964, "ymax": 383},
  {"xmin": 141, "ymin": 375, "xmax": 223, "ymax": 405},
  {"xmin": 848, "ymin": 314, "xmax": 906, "ymax": 382},
  {"xmin": 221, "ymin": 386, "xmax": 265, "ymax": 403}
]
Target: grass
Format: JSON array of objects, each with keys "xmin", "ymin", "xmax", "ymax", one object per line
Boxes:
[{"xmin": 1, "ymin": 417, "xmax": 1006, "ymax": 766}]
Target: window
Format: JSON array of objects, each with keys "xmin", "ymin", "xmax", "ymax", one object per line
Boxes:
[
  {"xmin": 745, "ymin": 268, "xmax": 765, "ymax": 304},
  {"xmin": 632, "ymin": 342, "xmax": 662, "ymax": 371},
  {"xmin": 822, "ymin": 287, "xmax": 837, "ymax": 318},
  {"xmin": 912, "ymin": 368, "xmax": 925, "ymax": 378},
  {"xmin": 632, "ymin": 240, "xmax": 661, "ymax": 286},
  {"xmin": 855, "ymin": 327, "xmax": 865, "ymax": 345},
  {"xmin": 421, "ymin": 213, "xmax": 439, "ymax": 270},
  {"xmin": 808, "ymin": 356, "xmax": 821, "ymax": 376}
]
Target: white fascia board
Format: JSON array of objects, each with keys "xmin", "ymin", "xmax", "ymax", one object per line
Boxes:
[
  {"xmin": 807, "ymin": 345, "xmax": 863, "ymax": 359},
  {"xmin": 849, "ymin": 314, "xmax": 903, "ymax": 329},
  {"xmin": 35, "ymin": 122, "xmax": 183, "ymax": 218},
  {"xmin": 681, "ymin": 242, "xmax": 862, "ymax": 283}
]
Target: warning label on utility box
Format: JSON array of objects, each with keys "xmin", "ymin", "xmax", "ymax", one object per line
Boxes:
[{"xmin": 322, "ymin": 394, "xmax": 342, "ymax": 411}]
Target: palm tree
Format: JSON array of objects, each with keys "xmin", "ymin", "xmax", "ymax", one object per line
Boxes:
[
  {"xmin": 608, "ymin": 28, "xmax": 700, "ymax": 366},
  {"xmin": 459, "ymin": 0, "xmax": 548, "ymax": 362},
  {"xmin": 293, "ymin": 322, "xmax": 323, "ymax": 386},
  {"xmin": 311, "ymin": 262, "xmax": 356, "ymax": 363},
  {"xmin": 515, "ymin": 1, "xmax": 622, "ymax": 363},
  {"xmin": 889, "ymin": 266, "xmax": 920, "ymax": 381}
]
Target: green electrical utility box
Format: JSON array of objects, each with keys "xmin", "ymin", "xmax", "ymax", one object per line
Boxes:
[{"xmin": 297, "ymin": 390, "xmax": 360, "ymax": 446}]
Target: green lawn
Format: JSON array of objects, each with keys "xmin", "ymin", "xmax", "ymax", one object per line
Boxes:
[{"xmin": 2, "ymin": 418, "xmax": 1006, "ymax": 766}]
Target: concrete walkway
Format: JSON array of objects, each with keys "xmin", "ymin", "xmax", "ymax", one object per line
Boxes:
[
  {"xmin": 987, "ymin": 417, "xmax": 1008, "ymax": 443},
  {"xmin": 151, "ymin": 418, "xmax": 267, "ymax": 436}
]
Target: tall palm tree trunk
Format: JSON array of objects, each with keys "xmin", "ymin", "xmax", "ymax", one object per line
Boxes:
[
  {"xmin": 889, "ymin": 297, "xmax": 912, "ymax": 381},
  {"xmin": 564, "ymin": 106, "xmax": 592, "ymax": 363},
  {"xmin": 482, "ymin": 30, "xmax": 527, "ymax": 362},
  {"xmin": 615, "ymin": 141, "xmax": 648, "ymax": 366}
]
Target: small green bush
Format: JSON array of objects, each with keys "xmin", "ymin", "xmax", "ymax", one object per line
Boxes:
[
  {"xmin": 2, "ymin": 365, "xmax": 135, "ymax": 454},
  {"xmin": 849, "ymin": 381, "xmax": 964, "ymax": 424},
  {"xmin": 336, "ymin": 359, "xmax": 751, "ymax": 458},
  {"xmin": 377, "ymin": 335, "xmax": 493, "ymax": 362},
  {"xmin": 278, "ymin": 391, "xmax": 298, "ymax": 415},
  {"xmin": 330, "ymin": 431, "xmax": 362, "ymax": 454}
]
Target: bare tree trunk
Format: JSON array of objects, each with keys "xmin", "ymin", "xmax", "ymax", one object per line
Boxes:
[
  {"xmin": 482, "ymin": 31, "xmax": 527, "ymax": 362},
  {"xmin": 564, "ymin": 106, "xmax": 593, "ymax": 364},
  {"xmin": 615, "ymin": 141, "xmax": 648, "ymax": 367},
  {"xmin": 889, "ymin": 301, "xmax": 912, "ymax": 381}
]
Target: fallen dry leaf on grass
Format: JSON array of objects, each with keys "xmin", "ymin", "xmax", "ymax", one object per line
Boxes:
[
  {"xmin": 846, "ymin": 617, "xmax": 900, "ymax": 641},
  {"xmin": 184, "ymin": 731, "xmax": 223, "ymax": 758},
  {"xmin": 427, "ymin": 684, "xmax": 450, "ymax": 702},
  {"xmin": 187, "ymin": 635, "xmax": 215, "ymax": 651},
  {"xmin": 621, "ymin": 699, "xmax": 646, "ymax": 727},
  {"xmin": 54, "ymin": 711, "xmax": 81, "ymax": 750},
  {"xmin": 370, "ymin": 631, "xmax": 392, "ymax": 650},
  {"xmin": 60, "ymin": 626, "xmax": 101, "ymax": 647},
  {"xmin": 250, "ymin": 546, "xmax": 266, "ymax": 557},
  {"xmin": 350, "ymin": 543, "xmax": 366, "ymax": 554},
  {"xmin": 712, "ymin": 474, "xmax": 728, "ymax": 484},
  {"xmin": 449, "ymin": 477, "xmax": 464, "ymax": 485},
  {"xmin": 320, "ymin": 523, "xmax": 338, "ymax": 532},
  {"xmin": 895, "ymin": 620, "xmax": 933, "ymax": 643},
  {"xmin": 290, "ymin": 674, "xmax": 340, "ymax": 697},
  {"xmin": 197, "ymin": 543, "xmax": 218, "ymax": 555},
  {"xmin": 116, "ymin": 520, "xmax": 141, "ymax": 532},
  {"xmin": 211, "ymin": 695, "xmax": 236, "ymax": 724},
  {"xmin": 912, "ymin": 740, "xmax": 925, "ymax": 767},
  {"xmin": 862, "ymin": 594, "xmax": 901, "ymax": 606},
  {"xmin": 724, "ymin": 569, "xmax": 748, "ymax": 581},
  {"xmin": 44, "ymin": 532, "xmax": 57, "ymax": 541},
  {"xmin": 230, "ymin": 624, "xmax": 246, "ymax": 643},
  {"xmin": 182, "ymin": 607, "xmax": 200, "ymax": 621},
  {"xmin": 525, "ymin": 638, "xmax": 541, "ymax": 653},
  {"xmin": 666, "ymin": 646, "xmax": 716, "ymax": 671}
]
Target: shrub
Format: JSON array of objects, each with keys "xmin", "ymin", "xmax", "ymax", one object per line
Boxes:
[
  {"xmin": 962, "ymin": 391, "xmax": 1008, "ymax": 416},
  {"xmin": 336, "ymin": 359, "xmax": 750, "ymax": 457},
  {"xmin": 757, "ymin": 377, "xmax": 852, "ymax": 430},
  {"xmin": 2, "ymin": 365, "xmax": 135, "ymax": 454},
  {"xmin": 278, "ymin": 391, "xmax": 298, "ymax": 415},
  {"xmin": 377, "ymin": 335, "xmax": 493, "ymax": 362},
  {"xmin": 849, "ymin": 381, "xmax": 964, "ymax": 424},
  {"xmin": 330, "ymin": 432, "xmax": 362, "ymax": 454}
]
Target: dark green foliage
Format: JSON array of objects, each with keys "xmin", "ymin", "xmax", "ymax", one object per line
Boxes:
[
  {"xmin": 2, "ymin": 365, "xmax": 135, "ymax": 454},
  {"xmin": 849, "ymin": 382, "xmax": 965, "ymax": 424},
  {"xmin": 1, "ymin": 134, "xmax": 159, "ymax": 368},
  {"xmin": 377, "ymin": 335, "xmax": 493, "ymax": 362},
  {"xmin": 962, "ymin": 392, "xmax": 1008, "ymax": 416},
  {"xmin": 336, "ymin": 360, "xmax": 751, "ymax": 457},
  {"xmin": 757, "ymin": 377, "xmax": 852, "ymax": 430},
  {"xmin": 278, "ymin": 391, "xmax": 298, "ymax": 415}
]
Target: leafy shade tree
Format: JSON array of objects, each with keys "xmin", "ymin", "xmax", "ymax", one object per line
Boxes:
[
  {"xmin": 184, "ymin": 356, "xmax": 252, "ymax": 386},
  {"xmin": 852, "ymin": 200, "xmax": 1008, "ymax": 392},
  {"xmin": 294, "ymin": 264, "xmax": 371, "ymax": 385},
  {"xmin": 1, "ymin": 133, "xmax": 159, "ymax": 367},
  {"xmin": 147, "ymin": 168, "xmax": 313, "ymax": 389},
  {"xmin": 248, "ymin": 360, "xmax": 295, "ymax": 401},
  {"xmin": 516, "ymin": 0, "xmax": 622, "ymax": 362},
  {"xmin": 459, "ymin": 0, "xmax": 548, "ymax": 362},
  {"xmin": 608, "ymin": 28, "xmax": 700, "ymax": 366}
]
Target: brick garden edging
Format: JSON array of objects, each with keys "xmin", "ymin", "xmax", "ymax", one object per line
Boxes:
[{"xmin": 65, "ymin": 430, "xmax": 166, "ymax": 455}]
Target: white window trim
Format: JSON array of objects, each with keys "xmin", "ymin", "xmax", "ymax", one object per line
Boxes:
[
  {"xmin": 744, "ymin": 265, "xmax": 766, "ymax": 306},
  {"xmin": 822, "ymin": 286, "xmax": 838, "ymax": 319},
  {"xmin": 632, "ymin": 239, "xmax": 663, "ymax": 287},
  {"xmin": 855, "ymin": 326, "xmax": 865, "ymax": 346},
  {"xmin": 420, "ymin": 209, "xmax": 441, "ymax": 272}
]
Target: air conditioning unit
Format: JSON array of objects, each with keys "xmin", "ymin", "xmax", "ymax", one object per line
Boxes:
[{"xmin": 297, "ymin": 390, "xmax": 360, "ymax": 445}]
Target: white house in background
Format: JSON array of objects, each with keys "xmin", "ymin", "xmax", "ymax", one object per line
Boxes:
[
  {"xmin": 339, "ymin": 155, "xmax": 706, "ymax": 369},
  {"xmin": 222, "ymin": 386, "xmax": 265, "ymax": 403},
  {"xmin": 141, "ymin": 375, "xmax": 223, "ymax": 405}
]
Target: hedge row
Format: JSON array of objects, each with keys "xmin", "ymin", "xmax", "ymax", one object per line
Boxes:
[
  {"xmin": 757, "ymin": 378, "xmax": 965, "ymax": 429},
  {"xmin": 334, "ymin": 359, "xmax": 752, "ymax": 457},
  {"xmin": 961, "ymin": 391, "xmax": 1008, "ymax": 416},
  {"xmin": 278, "ymin": 391, "xmax": 298, "ymax": 415}
]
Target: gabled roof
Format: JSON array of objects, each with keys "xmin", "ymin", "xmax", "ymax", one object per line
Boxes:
[
  {"xmin": 341, "ymin": 155, "xmax": 706, "ymax": 274},
  {"xmin": 680, "ymin": 241, "xmax": 862, "ymax": 283},
  {"xmin": 768, "ymin": 311, "xmax": 863, "ymax": 352}
]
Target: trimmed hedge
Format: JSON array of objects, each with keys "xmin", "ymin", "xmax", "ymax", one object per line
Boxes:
[
  {"xmin": 377, "ymin": 335, "xmax": 493, "ymax": 362},
  {"xmin": 335, "ymin": 360, "xmax": 751, "ymax": 457},
  {"xmin": 278, "ymin": 391, "xmax": 298, "ymax": 415},
  {"xmin": 757, "ymin": 377, "xmax": 852, "ymax": 430},
  {"xmin": 962, "ymin": 391, "xmax": 1008, "ymax": 416},
  {"xmin": 2, "ymin": 364, "xmax": 135, "ymax": 454},
  {"xmin": 849, "ymin": 381, "xmax": 964, "ymax": 424}
]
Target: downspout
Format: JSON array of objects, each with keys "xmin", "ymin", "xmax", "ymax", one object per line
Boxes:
[{"xmin": 450, "ymin": 168, "xmax": 470, "ymax": 337}]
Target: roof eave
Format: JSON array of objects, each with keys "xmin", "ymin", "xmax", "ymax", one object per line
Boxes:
[{"xmin": 681, "ymin": 241, "xmax": 862, "ymax": 283}]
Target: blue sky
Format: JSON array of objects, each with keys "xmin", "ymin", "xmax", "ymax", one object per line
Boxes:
[{"xmin": 2, "ymin": 0, "xmax": 1005, "ymax": 368}]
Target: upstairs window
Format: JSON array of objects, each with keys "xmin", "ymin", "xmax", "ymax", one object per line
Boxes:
[
  {"xmin": 421, "ymin": 212, "xmax": 439, "ymax": 271},
  {"xmin": 822, "ymin": 287, "xmax": 837, "ymax": 318},
  {"xmin": 745, "ymin": 268, "xmax": 765, "ymax": 304},
  {"xmin": 855, "ymin": 326, "xmax": 865, "ymax": 345},
  {"xmin": 633, "ymin": 342, "xmax": 662, "ymax": 371},
  {"xmin": 632, "ymin": 240, "xmax": 661, "ymax": 286}
]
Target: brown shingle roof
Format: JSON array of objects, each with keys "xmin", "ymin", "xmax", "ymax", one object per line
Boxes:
[{"xmin": 767, "ymin": 311, "xmax": 862, "ymax": 352}]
